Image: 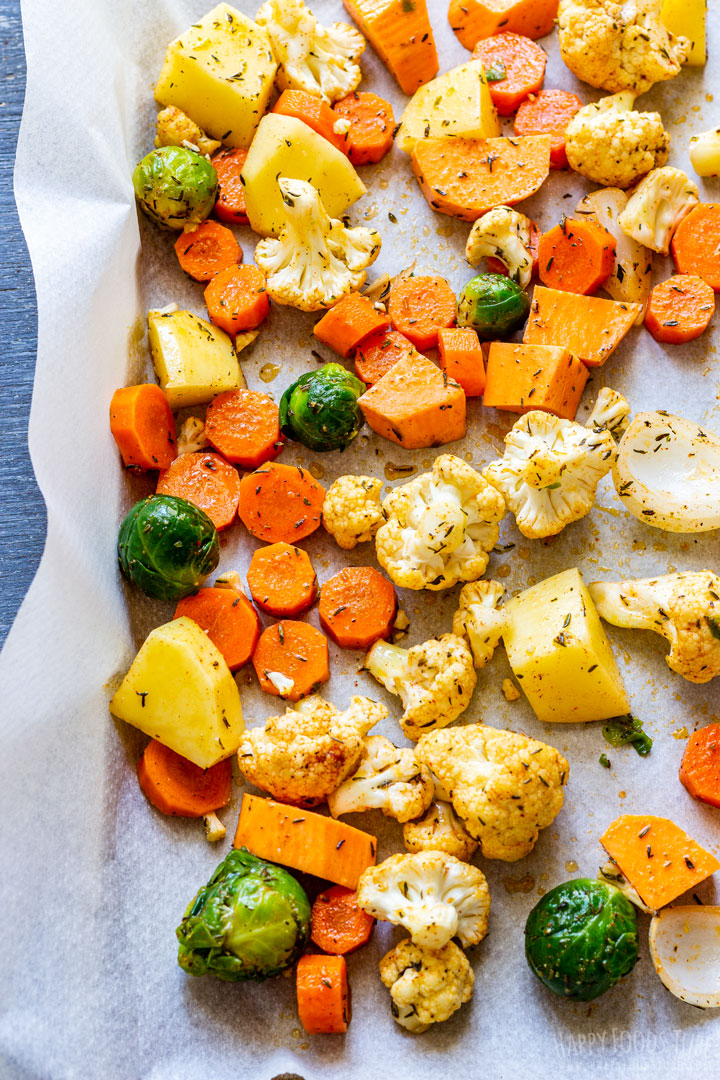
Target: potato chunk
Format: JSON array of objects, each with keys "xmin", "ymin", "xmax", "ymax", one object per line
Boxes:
[
  {"xmin": 148, "ymin": 309, "xmax": 244, "ymax": 409},
  {"xmin": 395, "ymin": 60, "xmax": 500, "ymax": 155},
  {"xmin": 661, "ymin": 0, "xmax": 706, "ymax": 66}
]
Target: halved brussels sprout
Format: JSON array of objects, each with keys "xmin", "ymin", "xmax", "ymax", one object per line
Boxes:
[
  {"xmin": 457, "ymin": 273, "xmax": 530, "ymax": 340},
  {"xmin": 132, "ymin": 146, "xmax": 217, "ymax": 230},
  {"xmin": 280, "ymin": 362, "xmax": 365, "ymax": 452}
]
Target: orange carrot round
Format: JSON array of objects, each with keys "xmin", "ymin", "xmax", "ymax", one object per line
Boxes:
[
  {"xmin": 680, "ymin": 723, "xmax": 720, "ymax": 808},
  {"xmin": 137, "ymin": 739, "xmax": 232, "ymax": 817},
  {"xmin": 671, "ymin": 204, "xmax": 720, "ymax": 291},
  {"xmin": 205, "ymin": 388, "xmax": 284, "ymax": 469},
  {"xmin": 486, "ymin": 219, "xmax": 541, "ymax": 278},
  {"xmin": 212, "ymin": 147, "xmax": 249, "ymax": 225},
  {"xmin": 388, "ymin": 274, "xmax": 456, "ymax": 350},
  {"xmin": 354, "ymin": 329, "xmax": 418, "ymax": 385},
  {"xmin": 273, "ymin": 89, "xmax": 349, "ymax": 154},
  {"xmin": 174, "ymin": 220, "xmax": 242, "ymax": 282},
  {"xmin": 109, "ymin": 383, "xmax": 177, "ymax": 471},
  {"xmin": 332, "ymin": 92, "xmax": 396, "ymax": 165},
  {"xmin": 238, "ymin": 461, "xmax": 325, "ymax": 544},
  {"xmin": 247, "ymin": 542, "xmax": 318, "ymax": 618},
  {"xmin": 538, "ymin": 217, "xmax": 616, "ymax": 295},
  {"xmin": 318, "ymin": 567, "xmax": 397, "ymax": 650},
  {"xmin": 252, "ymin": 620, "xmax": 330, "ymax": 701},
  {"xmin": 472, "ymin": 32, "xmax": 546, "ymax": 115},
  {"xmin": 174, "ymin": 586, "xmax": 261, "ymax": 670},
  {"xmin": 204, "ymin": 264, "xmax": 269, "ymax": 336},
  {"xmin": 311, "ymin": 886, "xmax": 375, "ymax": 955},
  {"xmin": 156, "ymin": 451, "xmax": 241, "ymax": 530},
  {"xmin": 644, "ymin": 275, "xmax": 715, "ymax": 344},
  {"xmin": 514, "ymin": 89, "xmax": 583, "ymax": 169},
  {"xmin": 296, "ymin": 954, "xmax": 350, "ymax": 1034}
]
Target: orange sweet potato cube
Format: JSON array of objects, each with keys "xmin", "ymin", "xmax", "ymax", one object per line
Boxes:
[
  {"xmin": 313, "ymin": 292, "xmax": 390, "ymax": 358},
  {"xmin": 358, "ymin": 351, "xmax": 466, "ymax": 449},
  {"xmin": 483, "ymin": 342, "xmax": 588, "ymax": 420},
  {"xmin": 438, "ymin": 327, "xmax": 486, "ymax": 397}
]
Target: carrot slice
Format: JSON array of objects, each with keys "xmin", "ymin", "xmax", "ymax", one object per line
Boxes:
[
  {"xmin": 273, "ymin": 89, "xmax": 349, "ymax": 153},
  {"xmin": 109, "ymin": 383, "xmax": 177, "ymax": 471},
  {"xmin": 205, "ymin": 388, "xmax": 284, "ymax": 469},
  {"xmin": 358, "ymin": 351, "xmax": 466, "ymax": 448},
  {"xmin": 343, "ymin": 0, "xmax": 438, "ymax": 95},
  {"xmin": 234, "ymin": 794, "xmax": 377, "ymax": 888},
  {"xmin": 212, "ymin": 147, "xmax": 249, "ymax": 225},
  {"xmin": 311, "ymin": 886, "xmax": 375, "ymax": 955},
  {"xmin": 354, "ymin": 329, "xmax": 418, "ymax": 385},
  {"xmin": 388, "ymin": 274, "xmax": 456, "ymax": 350},
  {"xmin": 319, "ymin": 567, "xmax": 397, "ymax": 650},
  {"xmin": 297, "ymin": 954, "xmax": 351, "ymax": 1034},
  {"xmin": 247, "ymin": 542, "xmax": 318, "ymax": 618},
  {"xmin": 486, "ymin": 219, "xmax": 541, "ymax": 277},
  {"xmin": 680, "ymin": 724, "xmax": 720, "ymax": 808},
  {"xmin": 448, "ymin": 0, "xmax": 559, "ymax": 50},
  {"xmin": 238, "ymin": 461, "xmax": 325, "ymax": 544},
  {"xmin": 437, "ymin": 327, "xmax": 486, "ymax": 397},
  {"xmin": 332, "ymin": 92, "xmax": 395, "ymax": 165},
  {"xmin": 514, "ymin": 89, "xmax": 583, "ymax": 169},
  {"xmin": 173, "ymin": 587, "xmax": 261, "ymax": 671},
  {"xmin": 204, "ymin": 264, "xmax": 269, "ymax": 336},
  {"xmin": 156, "ymin": 451, "xmax": 241, "ymax": 530},
  {"xmin": 252, "ymin": 620, "xmax": 330, "ymax": 701},
  {"xmin": 471, "ymin": 33, "xmax": 546, "ymax": 115},
  {"xmin": 538, "ymin": 217, "xmax": 616, "ymax": 296},
  {"xmin": 313, "ymin": 292, "xmax": 390, "ymax": 358},
  {"xmin": 174, "ymin": 220, "xmax": 242, "ymax": 282},
  {"xmin": 483, "ymin": 341, "xmax": 588, "ymax": 419},
  {"xmin": 644, "ymin": 275, "xmax": 716, "ymax": 344},
  {"xmin": 137, "ymin": 739, "xmax": 232, "ymax": 817},
  {"xmin": 671, "ymin": 204, "xmax": 720, "ymax": 291}
]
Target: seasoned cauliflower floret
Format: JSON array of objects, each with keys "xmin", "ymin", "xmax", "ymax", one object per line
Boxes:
[
  {"xmin": 452, "ymin": 580, "xmax": 506, "ymax": 669},
  {"xmin": 483, "ymin": 411, "xmax": 616, "ymax": 540},
  {"xmin": 237, "ymin": 694, "xmax": 387, "ymax": 805},
  {"xmin": 375, "ymin": 454, "xmax": 505, "ymax": 591},
  {"xmin": 176, "ymin": 416, "xmax": 209, "ymax": 455},
  {"xmin": 364, "ymin": 634, "xmax": 477, "ymax": 742},
  {"xmin": 415, "ymin": 724, "xmax": 569, "ymax": 862},
  {"xmin": 403, "ymin": 800, "xmax": 479, "ymax": 862},
  {"xmin": 618, "ymin": 166, "xmax": 699, "ymax": 254},
  {"xmin": 585, "ymin": 387, "xmax": 631, "ymax": 440},
  {"xmin": 379, "ymin": 938, "xmax": 474, "ymax": 1034},
  {"xmin": 256, "ymin": 0, "xmax": 365, "ymax": 103},
  {"xmin": 255, "ymin": 179, "xmax": 381, "ymax": 311},
  {"xmin": 154, "ymin": 106, "xmax": 221, "ymax": 157},
  {"xmin": 328, "ymin": 734, "xmax": 434, "ymax": 822},
  {"xmin": 465, "ymin": 206, "xmax": 534, "ymax": 288},
  {"xmin": 322, "ymin": 474, "xmax": 384, "ymax": 550},
  {"xmin": 565, "ymin": 92, "xmax": 669, "ymax": 189},
  {"xmin": 357, "ymin": 850, "xmax": 490, "ymax": 949},
  {"xmin": 557, "ymin": 0, "xmax": 691, "ymax": 95},
  {"xmin": 589, "ymin": 571, "xmax": 720, "ymax": 684}
]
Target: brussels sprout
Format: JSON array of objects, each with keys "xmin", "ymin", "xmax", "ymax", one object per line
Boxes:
[
  {"xmin": 525, "ymin": 878, "xmax": 639, "ymax": 1001},
  {"xmin": 176, "ymin": 848, "xmax": 311, "ymax": 981},
  {"xmin": 457, "ymin": 273, "xmax": 530, "ymax": 340},
  {"xmin": 132, "ymin": 146, "xmax": 217, "ymax": 230},
  {"xmin": 279, "ymin": 362, "xmax": 366, "ymax": 452},
  {"xmin": 117, "ymin": 494, "xmax": 219, "ymax": 601}
]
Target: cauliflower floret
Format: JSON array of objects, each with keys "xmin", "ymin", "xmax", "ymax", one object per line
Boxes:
[
  {"xmin": 328, "ymin": 734, "xmax": 434, "ymax": 822},
  {"xmin": 176, "ymin": 416, "xmax": 209, "ymax": 455},
  {"xmin": 589, "ymin": 571, "xmax": 720, "ymax": 684},
  {"xmin": 357, "ymin": 851, "xmax": 490, "ymax": 949},
  {"xmin": 364, "ymin": 635, "xmax": 477, "ymax": 742},
  {"xmin": 415, "ymin": 724, "xmax": 569, "ymax": 862},
  {"xmin": 403, "ymin": 800, "xmax": 479, "ymax": 862},
  {"xmin": 202, "ymin": 810, "xmax": 226, "ymax": 843},
  {"xmin": 256, "ymin": 0, "xmax": 365, "ymax": 103},
  {"xmin": 379, "ymin": 938, "xmax": 474, "ymax": 1034},
  {"xmin": 154, "ymin": 106, "xmax": 221, "ymax": 157},
  {"xmin": 689, "ymin": 128, "xmax": 720, "ymax": 179},
  {"xmin": 322, "ymin": 474, "xmax": 384, "ymax": 550},
  {"xmin": 557, "ymin": 0, "xmax": 691, "ymax": 95},
  {"xmin": 255, "ymin": 179, "xmax": 381, "ymax": 311},
  {"xmin": 483, "ymin": 411, "xmax": 616, "ymax": 540},
  {"xmin": 618, "ymin": 166, "xmax": 699, "ymax": 254},
  {"xmin": 452, "ymin": 580, "xmax": 506, "ymax": 669},
  {"xmin": 465, "ymin": 206, "xmax": 534, "ymax": 288},
  {"xmin": 565, "ymin": 91, "xmax": 669, "ymax": 189},
  {"xmin": 585, "ymin": 387, "xmax": 631, "ymax": 440},
  {"xmin": 237, "ymin": 694, "xmax": 387, "ymax": 805},
  {"xmin": 375, "ymin": 454, "xmax": 505, "ymax": 591}
]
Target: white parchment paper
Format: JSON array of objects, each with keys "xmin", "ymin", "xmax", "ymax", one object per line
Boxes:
[{"xmin": 2, "ymin": 1, "xmax": 720, "ymax": 1077}]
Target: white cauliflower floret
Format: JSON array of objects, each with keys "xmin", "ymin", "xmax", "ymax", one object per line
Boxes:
[
  {"xmin": 255, "ymin": 179, "xmax": 381, "ymax": 311},
  {"xmin": 177, "ymin": 416, "xmax": 209, "ymax": 455},
  {"xmin": 379, "ymin": 938, "xmax": 474, "ymax": 1034},
  {"xmin": 256, "ymin": 0, "xmax": 365, "ymax": 103},
  {"xmin": 565, "ymin": 91, "xmax": 669, "ymax": 189},
  {"xmin": 328, "ymin": 734, "xmax": 434, "ymax": 822},
  {"xmin": 557, "ymin": 0, "xmax": 691, "ymax": 95},
  {"xmin": 618, "ymin": 166, "xmax": 699, "ymax": 254},
  {"xmin": 585, "ymin": 387, "xmax": 631, "ymax": 440},
  {"xmin": 589, "ymin": 571, "xmax": 720, "ymax": 684},
  {"xmin": 375, "ymin": 454, "xmax": 505, "ymax": 591},
  {"xmin": 483, "ymin": 411, "xmax": 616, "ymax": 540},
  {"xmin": 154, "ymin": 106, "xmax": 221, "ymax": 157},
  {"xmin": 357, "ymin": 851, "xmax": 490, "ymax": 949},
  {"xmin": 689, "ymin": 128, "xmax": 720, "ymax": 179},
  {"xmin": 415, "ymin": 724, "xmax": 569, "ymax": 862},
  {"xmin": 403, "ymin": 800, "xmax": 478, "ymax": 862},
  {"xmin": 203, "ymin": 811, "xmax": 226, "ymax": 843},
  {"xmin": 465, "ymin": 206, "xmax": 534, "ymax": 289},
  {"xmin": 364, "ymin": 634, "xmax": 477, "ymax": 742},
  {"xmin": 322, "ymin": 474, "xmax": 384, "ymax": 550},
  {"xmin": 237, "ymin": 694, "xmax": 387, "ymax": 805},
  {"xmin": 452, "ymin": 580, "xmax": 506, "ymax": 669}
]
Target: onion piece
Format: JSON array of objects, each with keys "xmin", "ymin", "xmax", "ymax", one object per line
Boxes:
[
  {"xmin": 576, "ymin": 188, "xmax": 652, "ymax": 325},
  {"xmin": 649, "ymin": 906, "xmax": 720, "ymax": 1008}
]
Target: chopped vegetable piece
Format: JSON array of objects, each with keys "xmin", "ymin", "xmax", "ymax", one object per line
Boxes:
[
  {"xmin": 538, "ymin": 218, "xmax": 616, "ymax": 295},
  {"xmin": 273, "ymin": 88, "xmax": 349, "ymax": 153},
  {"xmin": 354, "ymin": 328, "xmax": 418, "ymax": 385},
  {"xmin": 204, "ymin": 264, "xmax": 270, "ymax": 335},
  {"xmin": 148, "ymin": 308, "xmax": 244, "ymax": 410},
  {"xmin": 238, "ymin": 461, "xmax": 325, "ymax": 544},
  {"xmin": 156, "ymin": 451, "xmax": 241, "ymax": 531},
  {"xmin": 644, "ymin": 275, "xmax": 715, "ymax": 344},
  {"xmin": 388, "ymin": 274, "xmax": 456, "ymax": 350},
  {"xmin": 448, "ymin": 0, "xmax": 559, "ymax": 50},
  {"xmin": 133, "ymin": 146, "xmax": 218, "ymax": 231},
  {"xmin": 523, "ymin": 286, "xmax": 641, "ymax": 367},
  {"xmin": 313, "ymin": 292, "xmax": 390, "ymax": 358},
  {"xmin": 138, "ymin": 739, "xmax": 232, "ymax": 817},
  {"xmin": 109, "ymin": 383, "xmax": 177, "ymax": 471},
  {"xmin": 252, "ymin": 620, "xmax": 330, "ymax": 701},
  {"xmin": 602, "ymin": 715, "xmax": 653, "ymax": 757},
  {"xmin": 437, "ymin": 327, "xmax": 486, "ymax": 397},
  {"xmin": 483, "ymin": 342, "xmax": 588, "ymax": 420},
  {"xmin": 514, "ymin": 89, "xmax": 583, "ymax": 169},
  {"xmin": 679, "ymin": 724, "xmax": 720, "ymax": 808},
  {"xmin": 333, "ymin": 91, "xmax": 395, "ymax": 165},
  {"xmin": 319, "ymin": 567, "xmax": 397, "ymax": 650},
  {"xmin": 211, "ymin": 147, "xmax": 249, "ymax": 225},
  {"xmin": 394, "ymin": 60, "xmax": 499, "ymax": 153},
  {"xmin": 205, "ymin": 388, "xmax": 283, "ymax": 470},
  {"xmin": 471, "ymin": 33, "xmax": 546, "ymax": 116},
  {"xmin": 671, "ymin": 206, "xmax": 720, "ymax": 291},
  {"xmin": 247, "ymin": 542, "xmax": 318, "ymax": 619},
  {"xmin": 280, "ymin": 364, "xmax": 366, "ymax": 452},
  {"xmin": 174, "ymin": 586, "xmax": 261, "ymax": 671},
  {"xmin": 358, "ymin": 351, "xmax": 466, "ymax": 449},
  {"xmin": 342, "ymin": 0, "xmax": 438, "ymax": 95},
  {"xmin": 649, "ymin": 906, "xmax": 720, "ymax": 1009},
  {"xmin": 311, "ymin": 885, "xmax": 375, "ymax": 955},
  {"xmin": 661, "ymin": 0, "xmax": 706, "ymax": 67},
  {"xmin": 457, "ymin": 273, "xmax": 530, "ymax": 340},
  {"xmin": 296, "ymin": 954, "xmax": 351, "ymax": 1033},
  {"xmin": 174, "ymin": 220, "xmax": 242, "ymax": 282}
]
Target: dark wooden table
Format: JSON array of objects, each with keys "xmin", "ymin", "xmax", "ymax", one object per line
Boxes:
[{"xmin": 0, "ymin": 0, "xmax": 46, "ymax": 645}]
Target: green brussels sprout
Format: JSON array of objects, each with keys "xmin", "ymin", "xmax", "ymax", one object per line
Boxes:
[
  {"xmin": 176, "ymin": 848, "xmax": 311, "ymax": 981},
  {"xmin": 279, "ymin": 362, "xmax": 366, "ymax": 452},
  {"xmin": 525, "ymin": 878, "xmax": 639, "ymax": 1001},
  {"xmin": 117, "ymin": 494, "xmax": 219, "ymax": 601},
  {"xmin": 132, "ymin": 146, "xmax": 217, "ymax": 230},
  {"xmin": 457, "ymin": 273, "xmax": 530, "ymax": 340}
]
